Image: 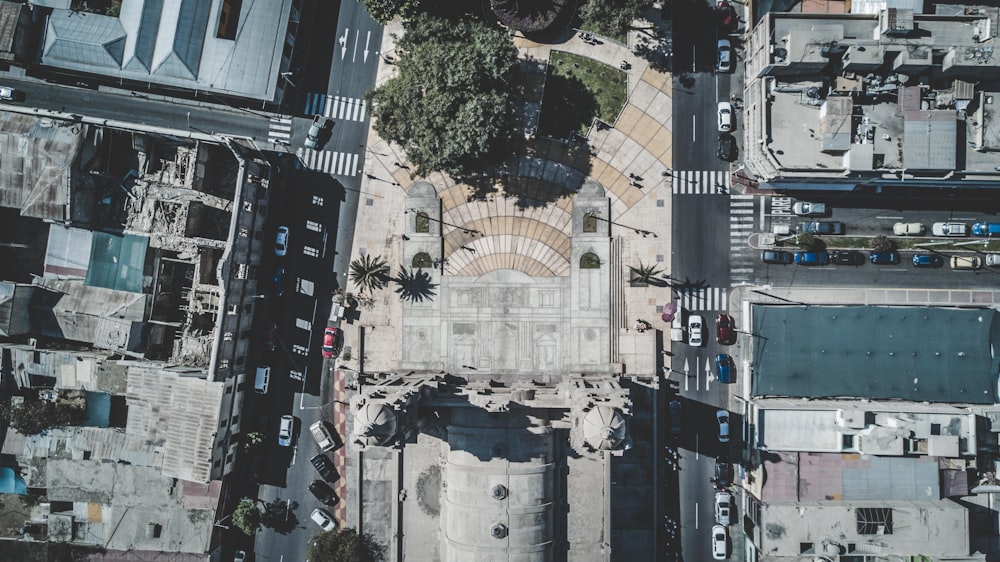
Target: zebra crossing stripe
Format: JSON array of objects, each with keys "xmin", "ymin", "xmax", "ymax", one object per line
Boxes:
[
  {"xmin": 676, "ymin": 287, "xmax": 728, "ymax": 312},
  {"xmin": 268, "ymin": 117, "xmax": 292, "ymax": 140},
  {"xmin": 672, "ymin": 170, "xmax": 732, "ymax": 195},
  {"xmin": 304, "ymin": 94, "xmax": 369, "ymax": 122},
  {"xmin": 295, "ymin": 148, "xmax": 361, "ymax": 176}
]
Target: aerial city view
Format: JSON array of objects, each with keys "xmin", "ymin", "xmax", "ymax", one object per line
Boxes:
[{"xmin": 1, "ymin": 0, "xmax": 1000, "ymax": 561}]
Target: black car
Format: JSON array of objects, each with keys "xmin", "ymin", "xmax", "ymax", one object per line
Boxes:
[
  {"xmin": 761, "ymin": 249, "xmax": 793, "ymax": 265},
  {"xmin": 830, "ymin": 250, "xmax": 865, "ymax": 266},
  {"xmin": 669, "ymin": 400, "xmax": 682, "ymax": 434},
  {"xmin": 310, "ymin": 453, "xmax": 336, "ymax": 481},
  {"xmin": 717, "ymin": 134, "xmax": 736, "ymax": 161},
  {"xmin": 801, "ymin": 221, "xmax": 845, "ymax": 235},
  {"xmin": 715, "ymin": 459, "xmax": 732, "ymax": 487},
  {"xmin": 309, "ymin": 479, "xmax": 338, "ymax": 505}
]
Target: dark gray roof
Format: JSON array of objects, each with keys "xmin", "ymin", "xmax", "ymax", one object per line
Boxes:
[{"xmin": 751, "ymin": 305, "xmax": 1000, "ymax": 404}]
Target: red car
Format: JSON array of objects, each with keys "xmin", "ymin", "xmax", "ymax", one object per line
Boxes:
[
  {"xmin": 716, "ymin": 314, "xmax": 736, "ymax": 345},
  {"xmin": 717, "ymin": 0, "xmax": 735, "ymax": 31},
  {"xmin": 322, "ymin": 327, "xmax": 339, "ymax": 358}
]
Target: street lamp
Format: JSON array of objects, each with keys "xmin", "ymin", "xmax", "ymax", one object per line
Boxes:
[{"xmin": 280, "ymin": 72, "xmax": 296, "ymax": 88}]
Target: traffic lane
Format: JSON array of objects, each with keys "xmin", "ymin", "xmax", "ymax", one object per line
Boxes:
[
  {"xmin": 329, "ymin": 1, "xmax": 384, "ymax": 100},
  {"xmin": 757, "ymin": 256, "xmax": 1000, "ymax": 288}
]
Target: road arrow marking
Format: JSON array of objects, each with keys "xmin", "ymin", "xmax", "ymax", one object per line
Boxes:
[
  {"xmin": 339, "ymin": 28, "xmax": 349, "ymax": 60},
  {"xmin": 363, "ymin": 31, "xmax": 371, "ymax": 63}
]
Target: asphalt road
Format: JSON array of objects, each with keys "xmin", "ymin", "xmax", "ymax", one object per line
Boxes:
[{"xmin": 253, "ymin": 3, "xmax": 383, "ymax": 562}]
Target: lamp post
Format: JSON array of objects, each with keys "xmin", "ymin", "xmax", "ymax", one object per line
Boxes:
[{"xmin": 405, "ymin": 208, "xmax": 481, "ymax": 236}]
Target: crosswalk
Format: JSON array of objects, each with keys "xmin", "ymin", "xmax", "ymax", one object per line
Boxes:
[
  {"xmin": 672, "ymin": 170, "xmax": 730, "ymax": 195},
  {"xmin": 296, "ymin": 148, "xmax": 361, "ymax": 177},
  {"xmin": 304, "ymin": 93, "xmax": 368, "ymax": 122},
  {"xmin": 675, "ymin": 286, "xmax": 728, "ymax": 312},
  {"xmin": 267, "ymin": 117, "xmax": 292, "ymax": 145},
  {"xmin": 730, "ymin": 194, "xmax": 756, "ymax": 283}
]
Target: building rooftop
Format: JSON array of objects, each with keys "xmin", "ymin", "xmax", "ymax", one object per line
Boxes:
[
  {"xmin": 751, "ymin": 305, "xmax": 1000, "ymax": 403},
  {"xmin": 40, "ymin": 0, "xmax": 293, "ymax": 101},
  {"xmin": 755, "ymin": 399, "xmax": 977, "ymax": 457}
]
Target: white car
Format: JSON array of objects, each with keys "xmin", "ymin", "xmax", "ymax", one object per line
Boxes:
[
  {"xmin": 275, "ymin": 226, "xmax": 289, "ymax": 256},
  {"xmin": 985, "ymin": 253, "xmax": 1000, "ymax": 267},
  {"xmin": 310, "ymin": 508, "xmax": 337, "ymax": 531},
  {"xmin": 233, "ymin": 550, "xmax": 247, "ymax": 562},
  {"xmin": 893, "ymin": 222, "xmax": 925, "ymax": 236},
  {"xmin": 0, "ymin": 86, "xmax": 14, "ymax": 101},
  {"xmin": 715, "ymin": 491, "xmax": 732, "ymax": 525},
  {"xmin": 792, "ymin": 201, "xmax": 826, "ymax": 216},
  {"xmin": 278, "ymin": 415, "xmax": 294, "ymax": 447},
  {"xmin": 931, "ymin": 222, "xmax": 967, "ymax": 237},
  {"xmin": 688, "ymin": 315, "xmax": 704, "ymax": 347},
  {"xmin": 712, "ymin": 524, "xmax": 728, "ymax": 559},
  {"xmin": 717, "ymin": 101, "xmax": 733, "ymax": 132},
  {"xmin": 717, "ymin": 410, "xmax": 730, "ymax": 443},
  {"xmin": 716, "ymin": 39, "xmax": 732, "ymax": 73}
]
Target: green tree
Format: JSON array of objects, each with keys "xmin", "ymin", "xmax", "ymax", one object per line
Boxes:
[
  {"xmin": 870, "ymin": 234, "xmax": 895, "ymax": 252},
  {"xmin": 578, "ymin": 0, "xmax": 653, "ymax": 37},
  {"xmin": 363, "ymin": 0, "xmax": 422, "ymax": 24},
  {"xmin": 0, "ymin": 399, "xmax": 86, "ymax": 435},
  {"xmin": 306, "ymin": 527, "xmax": 383, "ymax": 562},
  {"xmin": 241, "ymin": 431, "xmax": 264, "ymax": 451},
  {"xmin": 366, "ymin": 15, "xmax": 519, "ymax": 176},
  {"xmin": 796, "ymin": 233, "xmax": 816, "ymax": 250},
  {"xmin": 232, "ymin": 498, "xmax": 262, "ymax": 536},
  {"xmin": 350, "ymin": 255, "xmax": 390, "ymax": 295}
]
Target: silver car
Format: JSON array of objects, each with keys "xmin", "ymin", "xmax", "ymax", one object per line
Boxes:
[
  {"xmin": 712, "ymin": 524, "xmax": 728, "ymax": 559},
  {"xmin": 688, "ymin": 315, "xmax": 704, "ymax": 347},
  {"xmin": 278, "ymin": 415, "xmax": 294, "ymax": 447},
  {"xmin": 715, "ymin": 491, "xmax": 732, "ymax": 525}
]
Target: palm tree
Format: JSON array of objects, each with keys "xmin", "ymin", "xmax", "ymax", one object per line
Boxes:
[
  {"xmin": 349, "ymin": 255, "xmax": 389, "ymax": 294},
  {"xmin": 629, "ymin": 261, "xmax": 665, "ymax": 285}
]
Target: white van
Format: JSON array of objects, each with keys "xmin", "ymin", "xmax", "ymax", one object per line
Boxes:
[
  {"xmin": 310, "ymin": 420, "xmax": 336, "ymax": 452},
  {"xmin": 254, "ymin": 366, "xmax": 270, "ymax": 394}
]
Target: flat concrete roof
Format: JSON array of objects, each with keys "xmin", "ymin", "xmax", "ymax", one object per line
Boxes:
[{"xmin": 751, "ymin": 305, "xmax": 1000, "ymax": 404}]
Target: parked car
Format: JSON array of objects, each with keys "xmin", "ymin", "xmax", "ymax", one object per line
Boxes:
[
  {"xmin": 950, "ymin": 255, "xmax": 982, "ymax": 270},
  {"xmin": 309, "ymin": 479, "xmax": 337, "ymax": 505},
  {"xmin": 277, "ymin": 415, "xmax": 295, "ymax": 447},
  {"xmin": 688, "ymin": 315, "xmax": 704, "ymax": 346},
  {"xmin": 715, "ymin": 354, "xmax": 734, "ymax": 383},
  {"xmin": 716, "ymin": 313, "xmax": 736, "ymax": 345},
  {"xmin": 792, "ymin": 201, "xmax": 826, "ymax": 216},
  {"xmin": 830, "ymin": 250, "xmax": 865, "ymax": 266},
  {"xmin": 670, "ymin": 309, "xmax": 685, "ymax": 342},
  {"xmin": 310, "ymin": 508, "xmax": 337, "ymax": 531},
  {"xmin": 0, "ymin": 86, "xmax": 16, "ymax": 101},
  {"xmin": 717, "ymin": 133, "xmax": 736, "ymax": 161},
  {"xmin": 971, "ymin": 222, "xmax": 1000, "ymax": 236},
  {"xmin": 986, "ymin": 253, "xmax": 1000, "ymax": 267},
  {"xmin": 912, "ymin": 253, "xmax": 944, "ymax": 268},
  {"xmin": 273, "ymin": 266, "xmax": 286, "ymax": 297},
  {"xmin": 669, "ymin": 400, "xmax": 682, "ymax": 435},
  {"xmin": 716, "ymin": 39, "xmax": 732, "ymax": 73},
  {"xmin": 322, "ymin": 327, "xmax": 339, "ymax": 358},
  {"xmin": 717, "ymin": 0, "xmax": 735, "ymax": 30},
  {"xmin": 931, "ymin": 222, "xmax": 967, "ymax": 237},
  {"xmin": 869, "ymin": 251, "xmax": 900, "ymax": 265},
  {"xmin": 310, "ymin": 453, "xmax": 336, "ymax": 481},
  {"xmin": 275, "ymin": 226, "xmax": 289, "ymax": 256},
  {"xmin": 761, "ymin": 249, "xmax": 794, "ymax": 264},
  {"xmin": 712, "ymin": 525, "xmax": 728, "ymax": 560},
  {"xmin": 716, "ymin": 410, "xmax": 730, "ymax": 443},
  {"xmin": 715, "ymin": 491, "xmax": 733, "ymax": 525},
  {"xmin": 715, "ymin": 458, "xmax": 732, "ymax": 486},
  {"xmin": 234, "ymin": 550, "xmax": 246, "ymax": 562},
  {"xmin": 794, "ymin": 251, "xmax": 829, "ymax": 266},
  {"xmin": 893, "ymin": 222, "xmax": 925, "ymax": 236},
  {"xmin": 717, "ymin": 101, "xmax": 733, "ymax": 132},
  {"xmin": 801, "ymin": 221, "xmax": 844, "ymax": 235}
]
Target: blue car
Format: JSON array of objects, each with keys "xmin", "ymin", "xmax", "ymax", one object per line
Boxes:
[
  {"xmin": 273, "ymin": 266, "xmax": 286, "ymax": 297},
  {"xmin": 971, "ymin": 222, "xmax": 1000, "ymax": 237},
  {"xmin": 869, "ymin": 251, "xmax": 900, "ymax": 265},
  {"xmin": 794, "ymin": 251, "xmax": 829, "ymax": 265},
  {"xmin": 912, "ymin": 253, "xmax": 944, "ymax": 268},
  {"xmin": 715, "ymin": 354, "xmax": 734, "ymax": 383}
]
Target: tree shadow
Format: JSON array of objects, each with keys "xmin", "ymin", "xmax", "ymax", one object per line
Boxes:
[
  {"xmin": 393, "ymin": 266, "xmax": 438, "ymax": 303},
  {"xmin": 537, "ymin": 73, "xmax": 599, "ymax": 140},
  {"xmin": 261, "ymin": 499, "xmax": 300, "ymax": 535}
]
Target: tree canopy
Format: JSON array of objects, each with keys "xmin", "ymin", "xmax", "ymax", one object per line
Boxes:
[
  {"xmin": 232, "ymin": 498, "xmax": 262, "ymax": 536},
  {"xmin": 578, "ymin": 0, "xmax": 653, "ymax": 37},
  {"xmin": 362, "ymin": 0, "xmax": 421, "ymax": 24},
  {"xmin": 366, "ymin": 15, "xmax": 519, "ymax": 177},
  {"xmin": 306, "ymin": 528, "xmax": 383, "ymax": 562}
]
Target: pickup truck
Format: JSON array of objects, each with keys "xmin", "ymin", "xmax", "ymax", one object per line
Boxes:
[{"xmin": 931, "ymin": 222, "xmax": 967, "ymax": 237}]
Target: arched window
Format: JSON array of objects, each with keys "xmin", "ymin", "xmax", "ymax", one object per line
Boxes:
[
  {"xmin": 580, "ymin": 252, "xmax": 601, "ymax": 269},
  {"xmin": 412, "ymin": 252, "xmax": 433, "ymax": 268},
  {"xmin": 415, "ymin": 212, "xmax": 430, "ymax": 233}
]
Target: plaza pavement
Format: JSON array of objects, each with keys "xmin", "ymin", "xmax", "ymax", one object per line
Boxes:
[{"xmin": 331, "ymin": 16, "xmax": 680, "ymax": 529}]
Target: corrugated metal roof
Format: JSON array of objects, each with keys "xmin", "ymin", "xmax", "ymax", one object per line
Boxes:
[
  {"xmin": 44, "ymin": 224, "xmax": 92, "ymax": 279},
  {"xmin": 752, "ymin": 305, "xmax": 1000, "ymax": 403},
  {"xmin": 903, "ymin": 109, "xmax": 957, "ymax": 170}
]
